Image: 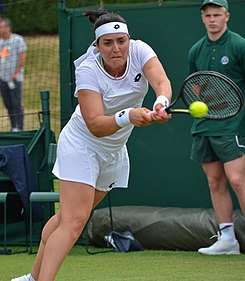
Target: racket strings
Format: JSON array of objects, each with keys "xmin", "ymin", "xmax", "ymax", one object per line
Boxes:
[{"xmin": 183, "ymin": 75, "xmax": 242, "ymax": 119}]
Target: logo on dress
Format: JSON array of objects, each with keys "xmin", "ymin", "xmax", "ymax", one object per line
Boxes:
[
  {"xmin": 221, "ymin": 56, "xmax": 229, "ymax": 65},
  {"xmin": 134, "ymin": 73, "xmax": 142, "ymax": 82},
  {"xmin": 109, "ymin": 182, "xmax": 115, "ymax": 189}
]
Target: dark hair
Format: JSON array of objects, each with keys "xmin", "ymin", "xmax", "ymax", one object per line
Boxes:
[{"xmin": 84, "ymin": 10, "xmax": 127, "ymax": 31}]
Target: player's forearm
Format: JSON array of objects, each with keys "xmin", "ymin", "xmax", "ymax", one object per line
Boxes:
[
  {"xmin": 155, "ymin": 79, "xmax": 172, "ymax": 102},
  {"xmin": 86, "ymin": 108, "xmax": 155, "ymax": 137},
  {"xmin": 143, "ymin": 56, "xmax": 172, "ymax": 102},
  {"xmin": 86, "ymin": 115, "xmax": 122, "ymax": 138}
]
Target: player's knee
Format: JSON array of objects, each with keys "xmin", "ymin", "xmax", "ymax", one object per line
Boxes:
[
  {"xmin": 68, "ymin": 213, "xmax": 90, "ymax": 241},
  {"xmin": 41, "ymin": 213, "xmax": 61, "ymax": 243}
]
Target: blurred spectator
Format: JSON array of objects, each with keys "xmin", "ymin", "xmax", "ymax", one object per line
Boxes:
[{"xmin": 0, "ymin": 18, "xmax": 27, "ymax": 131}]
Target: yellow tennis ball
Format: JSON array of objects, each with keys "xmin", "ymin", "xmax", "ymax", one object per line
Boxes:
[{"xmin": 189, "ymin": 101, "xmax": 208, "ymax": 118}]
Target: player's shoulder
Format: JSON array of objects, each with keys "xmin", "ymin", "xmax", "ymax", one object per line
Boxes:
[
  {"xmin": 129, "ymin": 39, "xmax": 152, "ymax": 52},
  {"xmin": 74, "ymin": 44, "xmax": 97, "ymax": 69},
  {"xmin": 129, "ymin": 39, "xmax": 155, "ymax": 58}
]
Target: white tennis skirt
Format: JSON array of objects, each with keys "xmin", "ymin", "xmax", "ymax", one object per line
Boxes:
[{"xmin": 52, "ymin": 129, "xmax": 130, "ymax": 192}]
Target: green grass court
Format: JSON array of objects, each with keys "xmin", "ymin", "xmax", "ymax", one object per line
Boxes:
[{"xmin": 1, "ymin": 246, "xmax": 245, "ymax": 281}]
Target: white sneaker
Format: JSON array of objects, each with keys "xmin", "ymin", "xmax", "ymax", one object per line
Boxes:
[
  {"xmin": 11, "ymin": 273, "xmax": 32, "ymax": 281},
  {"xmin": 12, "ymin": 128, "xmax": 21, "ymax": 132},
  {"xmin": 198, "ymin": 234, "xmax": 240, "ymax": 255}
]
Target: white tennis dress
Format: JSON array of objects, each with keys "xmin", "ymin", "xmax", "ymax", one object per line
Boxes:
[{"xmin": 53, "ymin": 39, "xmax": 156, "ymax": 191}]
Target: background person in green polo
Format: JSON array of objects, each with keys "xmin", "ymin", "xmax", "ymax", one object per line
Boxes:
[{"xmin": 188, "ymin": 0, "xmax": 245, "ymax": 255}]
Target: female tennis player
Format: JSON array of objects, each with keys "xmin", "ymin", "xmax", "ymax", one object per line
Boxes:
[{"xmin": 12, "ymin": 10, "xmax": 172, "ymax": 281}]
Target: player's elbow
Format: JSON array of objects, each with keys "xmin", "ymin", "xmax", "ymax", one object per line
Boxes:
[
  {"xmin": 92, "ymin": 131, "xmax": 106, "ymax": 138},
  {"xmin": 87, "ymin": 124, "xmax": 108, "ymax": 138},
  {"xmin": 88, "ymin": 127, "xmax": 103, "ymax": 138},
  {"xmin": 86, "ymin": 117, "xmax": 117, "ymax": 138}
]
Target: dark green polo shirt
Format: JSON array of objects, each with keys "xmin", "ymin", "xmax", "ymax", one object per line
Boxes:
[{"xmin": 188, "ymin": 29, "xmax": 245, "ymax": 136}]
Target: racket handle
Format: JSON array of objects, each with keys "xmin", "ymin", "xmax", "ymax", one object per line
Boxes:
[
  {"xmin": 149, "ymin": 108, "xmax": 190, "ymax": 114},
  {"xmin": 169, "ymin": 109, "xmax": 189, "ymax": 114},
  {"xmin": 165, "ymin": 107, "xmax": 171, "ymax": 114},
  {"xmin": 147, "ymin": 107, "xmax": 190, "ymax": 116}
]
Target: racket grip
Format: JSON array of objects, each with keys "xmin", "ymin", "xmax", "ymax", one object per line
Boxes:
[{"xmin": 165, "ymin": 107, "xmax": 172, "ymax": 114}]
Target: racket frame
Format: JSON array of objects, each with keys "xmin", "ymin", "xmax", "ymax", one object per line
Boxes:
[{"xmin": 165, "ymin": 71, "xmax": 243, "ymax": 120}]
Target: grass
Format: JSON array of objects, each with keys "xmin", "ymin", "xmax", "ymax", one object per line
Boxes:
[{"xmin": 1, "ymin": 246, "xmax": 245, "ymax": 281}]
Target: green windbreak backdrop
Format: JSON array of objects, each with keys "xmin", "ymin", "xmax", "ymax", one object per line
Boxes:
[{"xmin": 58, "ymin": 1, "xmax": 245, "ymax": 208}]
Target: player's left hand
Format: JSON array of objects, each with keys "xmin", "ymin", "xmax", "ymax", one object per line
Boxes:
[
  {"xmin": 149, "ymin": 104, "xmax": 172, "ymax": 123},
  {"xmin": 129, "ymin": 108, "xmax": 156, "ymax": 127}
]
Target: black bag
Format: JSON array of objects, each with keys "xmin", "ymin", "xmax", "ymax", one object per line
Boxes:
[{"xmin": 104, "ymin": 231, "xmax": 144, "ymax": 252}]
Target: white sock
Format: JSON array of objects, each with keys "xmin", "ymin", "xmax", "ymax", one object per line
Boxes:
[{"xmin": 219, "ymin": 223, "xmax": 236, "ymax": 242}]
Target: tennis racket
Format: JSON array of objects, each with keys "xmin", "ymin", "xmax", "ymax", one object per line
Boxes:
[{"xmin": 153, "ymin": 71, "xmax": 243, "ymax": 120}]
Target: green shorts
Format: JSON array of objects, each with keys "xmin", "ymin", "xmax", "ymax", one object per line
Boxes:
[{"xmin": 191, "ymin": 135, "xmax": 245, "ymax": 163}]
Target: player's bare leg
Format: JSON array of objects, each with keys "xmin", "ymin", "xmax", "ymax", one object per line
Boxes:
[
  {"xmin": 31, "ymin": 212, "xmax": 61, "ymax": 280},
  {"xmin": 30, "ymin": 185, "xmax": 107, "ymax": 280}
]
